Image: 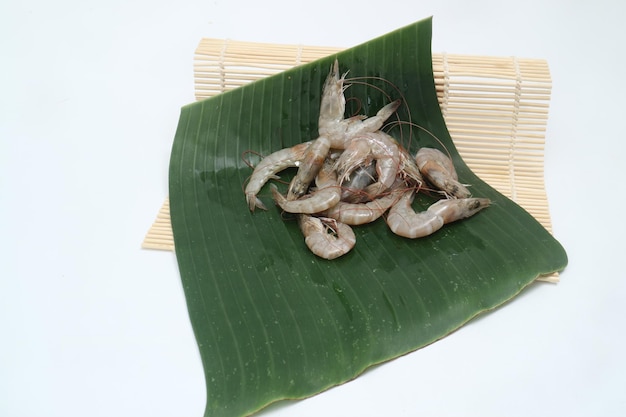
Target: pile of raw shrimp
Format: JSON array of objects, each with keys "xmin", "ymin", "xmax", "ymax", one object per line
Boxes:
[{"xmin": 244, "ymin": 59, "xmax": 490, "ymax": 260}]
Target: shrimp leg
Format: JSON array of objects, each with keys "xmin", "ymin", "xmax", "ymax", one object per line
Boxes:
[{"xmin": 386, "ymin": 190, "xmax": 490, "ymax": 238}]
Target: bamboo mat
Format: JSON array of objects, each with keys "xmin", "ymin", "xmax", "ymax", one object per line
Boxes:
[{"xmin": 143, "ymin": 39, "xmax": 556, "ymax": 281}]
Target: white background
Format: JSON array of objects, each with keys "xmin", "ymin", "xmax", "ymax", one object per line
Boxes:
[{"xmin": 2, "ymin": 1, "xmax": 625, "ymax": 416}]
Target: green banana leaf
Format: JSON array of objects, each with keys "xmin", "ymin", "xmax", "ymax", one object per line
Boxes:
[{"xmin": 169, "ymin": 17, "xmax": 567, "ymax": 417}]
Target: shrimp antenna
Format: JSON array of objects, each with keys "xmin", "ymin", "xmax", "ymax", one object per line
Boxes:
[
  {"xmin": 384, "ymin": 120, "xmax": 452, "ymax": 160},
  {"xmin": 241, "ymin": 149, "xmax": 263, "ymax": 170}
]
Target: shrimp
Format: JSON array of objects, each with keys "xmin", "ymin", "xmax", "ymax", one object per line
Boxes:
[
  {"xmin": 415, "ymin": 147, "xmax": 471, "ymax": 198},
  {"xmin": 298, "ymin": 214, "xmax": 356, "ymax": 260},
  {"xmin": 285, "ymin": 59, "xmax": 347, "ymax": 200},
  {"xmin": 322, "ymin": 186, "xmax": 404, "ymax": 226},
  {"xmin": 318, "ymin": 59, "xmax": 401, "ymax": 148},
  {"xmin": 244, "ymin": 141, "xmax": 312, "ymax": 211},
  {"xmin": 386, "ymin": 190, "xmax": 490, "ymax": 238},
  {"xmin": 271, "ymin": 159, "xmax": 341, "ymax": 214},
  {"xmin": 335, "ymin": 131, "xmax": 400, "ymax": 196}
]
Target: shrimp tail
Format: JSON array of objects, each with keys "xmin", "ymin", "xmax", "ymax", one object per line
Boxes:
[
  {"xmin": 373, "ymin": 99, "xmax": 401, "ymax": 124},
  {"xmin": 247, "ymin": 193, "xmax": 268, "ymax": 212}
]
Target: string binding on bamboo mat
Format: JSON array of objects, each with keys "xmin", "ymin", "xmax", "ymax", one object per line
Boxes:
[{"xmin": 143, "ymin": 38, "xmax": 557, "ymax": 282}]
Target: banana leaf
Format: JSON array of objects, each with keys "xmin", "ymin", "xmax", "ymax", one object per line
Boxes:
[{"xmin": 169, "ymin": 17, "xmax": 567, "ymax": 417}]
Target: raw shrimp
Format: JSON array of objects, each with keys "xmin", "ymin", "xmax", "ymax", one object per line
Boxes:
[
  {"xmin": 281, "ymin": 61, "xmax": 345, "ymax": 201},
  {"xmin": 244, "ymin": 141, "xmax": 312, "ymax": 211},
  {"xmin": 386, "ymin": 190, "xmax": 490, "ymax": 238},
  {"xmin": 298, "ymin": 214, "xmax": 356, "ymax": 260},
  {"xmin": 322, "ymin": 186, "xmax": 404, "ymax": 226},
  {"xmin": 318, "ymin": 59, "xmax": 401, "ymax": 148},
  {"xmin": 416, "ymin": 147, "xmax": 471, "ymax": 198},
  {"xmin": 271, "ymin": 159, "xmax": 341, "ymax": 214}
]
